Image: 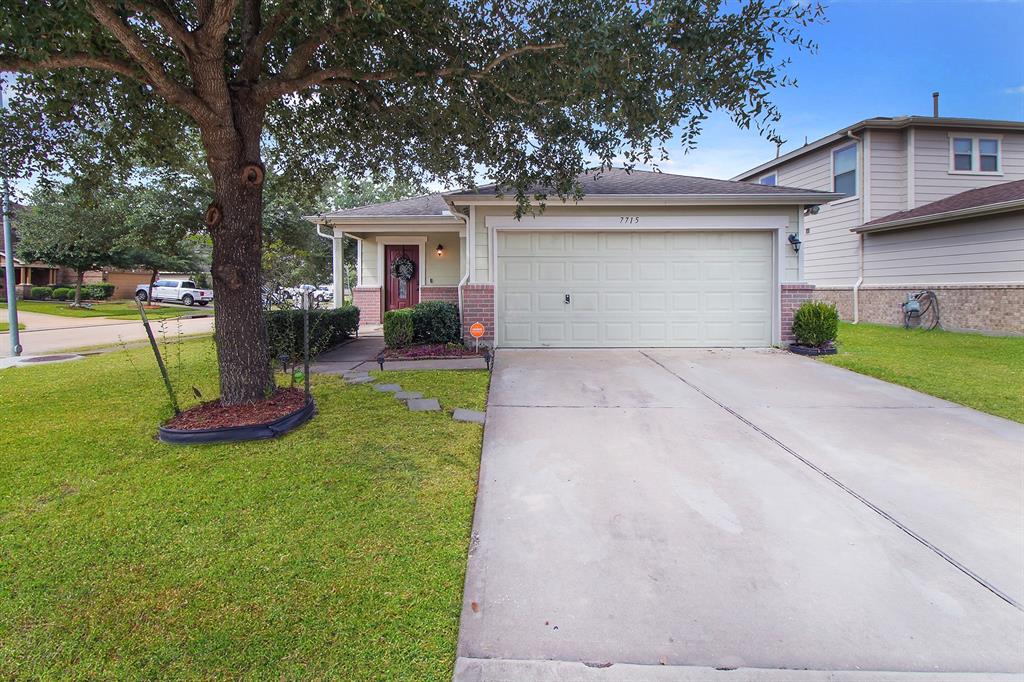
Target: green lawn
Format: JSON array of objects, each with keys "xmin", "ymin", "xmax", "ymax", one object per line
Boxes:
[
  {"xmin": 823, "ymin": 322, "xmax": 1024, "ymax": 423},
  {"xmin": 0, "ymin": 321, "xmax": 25, "ymax": 332},
  {"xmin": 2, "ymin": 300, "xmax": 209, "ymax": 320},
  {"xmin": 0, "ymin": 339, "xmax": 488, "ymax": 679}
]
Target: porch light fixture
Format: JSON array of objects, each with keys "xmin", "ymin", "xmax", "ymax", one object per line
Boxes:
[
  {"xmin": 788, "ymin": 233, "xmax": 802, "ymax": 253},
  {"xmin": 436, "ymin": 243, "xmax": 445, "ymax": 256}
]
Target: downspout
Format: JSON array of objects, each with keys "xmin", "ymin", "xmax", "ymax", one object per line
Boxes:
[
  {"xmin": 447, "ymin": 206, "xmax": 471, "ymax": 329},
  {"xmin": 315, "ymin": 221, "xmax": 344, "ymax": 304},
  {"xmin": 846, "ymin": 129, "xmax": 864, "ymax": 323}
]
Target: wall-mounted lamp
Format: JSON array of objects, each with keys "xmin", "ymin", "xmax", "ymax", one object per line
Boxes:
[
  {"xmin": 803, "ymin": 204, "xmax": 821, "ymax": 216},
  {"xmin": 788, "ymin": 233, "xmax": 802, "ymax": 253},
  {"xmin": 436, "ymin": 243, "xmax": 445, "ymax": 257}
]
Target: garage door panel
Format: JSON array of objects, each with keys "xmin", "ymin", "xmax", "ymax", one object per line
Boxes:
[{"xmin": 497, "ymin": 230, "xmax": 773, "ymax": 347}]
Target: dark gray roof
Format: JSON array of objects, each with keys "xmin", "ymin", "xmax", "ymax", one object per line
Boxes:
[
  {"xmin": 858, "ymin": 179, "xmax": 1024, "ymax": 230},
  {"xmin": 318, "ymin": 193, "xmax": 450, "ymax": 218},
  {"xmin": 445, "ymin": 167, "xmax": 835, "ymax": 198}
]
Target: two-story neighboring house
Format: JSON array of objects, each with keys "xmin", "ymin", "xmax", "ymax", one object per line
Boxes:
[{"xmin": 733, "ymin": 114, "xmax": 1024, "ymax": 335}]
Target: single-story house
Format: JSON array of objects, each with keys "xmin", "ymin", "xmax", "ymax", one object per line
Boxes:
[{"xmin": 307, "ymin": 169, "xmax": 840, "ymax": 348}]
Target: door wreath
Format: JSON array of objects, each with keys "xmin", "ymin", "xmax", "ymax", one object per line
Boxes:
[{"xmin": 390, "ymin": 255, "xmax": 416, "ymax": 282}]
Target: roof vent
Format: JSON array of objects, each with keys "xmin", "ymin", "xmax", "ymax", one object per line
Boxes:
[{"xmin": 932, "ymin": 91, "xmax": 940, "ymax": 117}]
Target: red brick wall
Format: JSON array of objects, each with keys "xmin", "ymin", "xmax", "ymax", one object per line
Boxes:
[
  {"xmin": 419, "ymin": 286, "xmax": 459, "ymax": 305},
  {"xmin": 781, "ymin": 283, "xmax": 815, "ymax": 346},
  {"xmin": 353, "ymin": 286, "xmax": 382, "ymax": 325},
  {"xmin": 460, "ymin": 284, "xmax": 495, "ymax": 342}
]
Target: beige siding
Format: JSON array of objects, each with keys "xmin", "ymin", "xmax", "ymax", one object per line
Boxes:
[
  {"xmin": 913, "ymin": 129, "xmax": 1024, "ymax": 207},
  {"xmin": 350, "ymin": 230, "xmax": 462, "ymax": 287},
  {"xmin": 773, "ymin": 141, "xmax": 862, "ymax": 286},
  {"xmin": 870, "ymin": 129, "xmax": 907, "ymax": 220},
  {"xmin": 863, "ymin": 212, "xmax": 1024, "ymax": 284},
  {"xmin": 471, "ymin": 204, "xmax": 800, "ymax": 283},
  {"xmin": 360, "ymin": 238, "xmax": 379, "ymax": 286}
]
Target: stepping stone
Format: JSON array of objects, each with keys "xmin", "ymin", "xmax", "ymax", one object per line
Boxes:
[
  {"xmin": 374, "ymin": 383, "xmax": 403, "ymax": 393},
  {"xmin": 394, "ymin": 391, "xmax": 423, "ymax": 401},
  {"xmin": 345, "ymin": 375, "xmax": 374, "ymax": 384},
  {"xmin": 407, "ymin": 398, "xmax": 441, "ymax": 412},
  {"xmin": 452, "ymin": 408, "xmax": 486, "ymax": 424}
]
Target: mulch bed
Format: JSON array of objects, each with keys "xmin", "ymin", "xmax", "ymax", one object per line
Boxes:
[
  {"xmin": 164, "ymin": 387, "xmax": 307, "ymax": 430},
  {"xmin": 788, "ymin": 343, "xmax": 837, "ymax": 357},
  {"xmin": 384, "ymin": 343, "xmax": 484, "ymax": 360}
]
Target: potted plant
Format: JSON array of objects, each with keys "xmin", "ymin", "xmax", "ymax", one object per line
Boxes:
[{"xmin": 789, "ymin": 300, "xmax": 839, "ymax": 356}]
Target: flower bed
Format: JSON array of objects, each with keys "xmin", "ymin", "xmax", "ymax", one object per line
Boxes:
[
  {"xmin": 158, "ymin": 388, "xmax": 315, "ymax": 444},
  {"xmin": 383, "ymin": 343, "xmax": 483, "ymax": 360}
]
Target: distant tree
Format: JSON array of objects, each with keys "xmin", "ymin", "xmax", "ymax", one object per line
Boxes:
[
  {"xmin": 1, "ymin": 1, "xmax": 822, "ymax": 403},
  {"xmin": 17, "ymin": 181, "xmax": 135, "ymax": 305}
]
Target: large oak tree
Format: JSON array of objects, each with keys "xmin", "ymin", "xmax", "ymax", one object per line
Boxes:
[{"xmin": 1, "ymin": 0, "xmax": 821, "ymax": 404}]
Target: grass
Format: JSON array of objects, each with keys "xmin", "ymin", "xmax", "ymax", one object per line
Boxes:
[
  {"xmin": 823, "ymin": 322, "xmax": 1024, "ymax": 423},
  {"xmin": 1, "ymin": 300, "xmax": 209, "ymax": 320},
  {"xmin": 0, "ymin": 321, "xmax": 25, "ymax": 332},
  {"xmin": 0, "ymin": 338, "xmax": 489, "ymax": 679}
]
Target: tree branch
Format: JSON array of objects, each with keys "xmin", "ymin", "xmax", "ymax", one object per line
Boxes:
[
  {"xmin": 87, "ymin": 0, "xmax": 220, "ymax": 127},
  {"xmin": 125, "ymin": 1, "xmax": 198, "ymax": 56},
  {"xmin": 197, "ymin": 0, "xmax": 240, "ymax": 48},
  {"xmin": 239, "ymin": 0, "xmax": 294, "ymax": 82},
  {"xmin": 0, "ymin": 54, "xmax": 146, "ymax": 81},
  {"xmin": 275, "ymin": 7, "xmax": 364, "ymax": 83},
  {"xmin": 257, "ymin": 42, "xmax": 566, "ymax": 101}
]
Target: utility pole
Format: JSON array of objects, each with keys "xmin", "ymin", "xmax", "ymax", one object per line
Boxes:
[{"xmin": 1, "ymin": 78, "xmax": 22, "ymax": 357}]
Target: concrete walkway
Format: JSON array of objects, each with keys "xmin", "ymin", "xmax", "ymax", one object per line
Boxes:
[{"xmin": 456, "ymin": 348, "xmax": 1024, "ymax": 680}]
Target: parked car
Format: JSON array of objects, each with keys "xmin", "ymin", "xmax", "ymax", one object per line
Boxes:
[
  {"xmin": 135, "ymin": 279, "xmax": 214, "ymax": 306},
  {"xmin": 315, "ymin": 284, "xmax": 334, "ymax": 303},
  {"xmin": 282, "ymin": 284, "xmax": 333, "ymax": 303}
]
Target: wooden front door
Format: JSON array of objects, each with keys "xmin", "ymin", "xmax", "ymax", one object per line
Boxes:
[{"xmin": 384, "ymin": 244, "xmax": 420, "ymax": 311}]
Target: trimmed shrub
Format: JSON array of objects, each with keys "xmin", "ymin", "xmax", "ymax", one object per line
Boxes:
[
  {"xmin": 411, "ymin": 301, "xmax": 461, "ymax": 345},
  {"xmin": 52, "ymin": 287, "xmax": 71, "ymax": 301},
  {"xmin": 266, "ymin": 305, "xmax": 360, "ymax": 359},
  {"xmin": 80, "ymin": 283, "xmax": 116, "ymax": 300},
  {"xmin": 383, "ymin": 308, "xmax": 415, "ymax": 348},
  {"xmin": 792, "ymin": 300, "xmax": 839, "ymax": 347},
  {"xmin": 30, "ymin": 287, "xmax": 53, "ymax": 300}
]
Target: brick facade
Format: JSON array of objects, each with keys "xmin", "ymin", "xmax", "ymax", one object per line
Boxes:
[
  {"xmin": 460, "ymin": 284, "xmax": 495, "ymax": 342},
  {"xmin": 353, "ymin": 286, "xmax": 382, "ymax": 325},
  {"xmin": 812, "ymin": 284, "xmax": 1023, "ymax": 335},
  {"xmin": 419, "ymin": 286, "xmax": 459, "ymax": 305},
  {"xmin": 781, "ymin": 283, "xmax": 816, "ymax": 346}
]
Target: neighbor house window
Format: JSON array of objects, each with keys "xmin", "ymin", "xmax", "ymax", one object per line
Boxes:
[
  {"xmin": 759, "ymin": 173, "xmax": 777, "ymax": 186},
  {"xmin": 832, "ymin": 144, "xmax": 857, "ymax": 196},
  {"xmin": 950, "ymin": 135, "xmax": 1001, "ymax": 174}
]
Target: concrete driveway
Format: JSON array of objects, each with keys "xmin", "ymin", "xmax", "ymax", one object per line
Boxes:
[{"xmin": 456, "ymin": 349, "xmax": 1024, "ymax": 681}]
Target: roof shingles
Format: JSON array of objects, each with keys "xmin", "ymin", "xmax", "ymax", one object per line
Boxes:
[{"xmin": 863, "ymin": 179, "xmax": 1024, "ymax": 228}]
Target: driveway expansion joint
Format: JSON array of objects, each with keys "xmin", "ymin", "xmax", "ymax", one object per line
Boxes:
[{"xmin": 639, "ymin": 350, "xmax": 1023, "ymax": 613}]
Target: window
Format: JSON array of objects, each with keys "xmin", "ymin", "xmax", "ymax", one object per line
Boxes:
[
  {"xmin": 759, "ymin": 173, "xmax": 777, "ymax": 186},
  {"xmin": 154, "ymin": 280, "xmax": 169, "ymax": 287},
  {"xmin": 950, "ymin": 135, "xmax": 1001, "ymax": 174},
  {"xmin": 182, "ymin": 281, "xmax": 196, "ymax": 289},
  {"xmin": 832, "ymin": 144, "xmax": 857, "ymax": 197}
]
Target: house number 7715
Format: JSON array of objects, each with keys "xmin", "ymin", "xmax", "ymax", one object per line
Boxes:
[{"xmin": 619, "ymin": 216, "xmax": 640, "ymax": 224}]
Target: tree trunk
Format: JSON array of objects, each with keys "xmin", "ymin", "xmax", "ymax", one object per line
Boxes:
[
  {"xmin": 148, "ymin": 268, "xmax": 158, "ymax": 301},
  {"xmin": 202, "ymin": 98, "xmax": 272, "ymax": 405},
  {"xmin": 74, "ymin": 270, "xmax": 83, "ymax": 306}
]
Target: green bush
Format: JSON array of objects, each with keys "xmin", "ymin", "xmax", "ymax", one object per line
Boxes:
[
  {"xmin": 383, "ymin": 308, "xmax": 415, "ymax": 348},
  {"xmin": 411, "ymin": 301, "xmax": 461, "ymax": 344},
  {"xmin": 29, "ymin": 287, "xmax": 53, "ymax": 300},
  {"xmin": 52, "ymin": 287, "xmax": 71, "ymax": 301},
  {"xmin": 265, "ymin": 305, "xmax": 360, "ymax": 359},
  {"xmin": 80, "ymin": 283, "xmax": 116, "ymax": 300},
  {"xmin": 792, "ymin": 300, "xmax": 839, "ymax": 347}
]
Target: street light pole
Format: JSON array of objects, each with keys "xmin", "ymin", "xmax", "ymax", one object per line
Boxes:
[{"xmin": 1, "ymin": 79, "xmax": 22, "ymax": 357}]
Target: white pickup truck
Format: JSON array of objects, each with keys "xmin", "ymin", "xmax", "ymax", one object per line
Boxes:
[{"xmin": 135, "ymin": 279, "xmax": 214, "ymax": 306}]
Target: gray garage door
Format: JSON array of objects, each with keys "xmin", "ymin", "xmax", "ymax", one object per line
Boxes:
[{"xmin": 495, "ymin": 230, "xmax": 774, "ymax": 347}]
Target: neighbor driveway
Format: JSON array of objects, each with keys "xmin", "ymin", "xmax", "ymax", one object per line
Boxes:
[{"xmin": 456, "ymin": 349, "xmax": 1024, "ymax": 680}]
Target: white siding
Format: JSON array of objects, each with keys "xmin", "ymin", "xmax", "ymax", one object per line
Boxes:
[
  {"xmin": 863, "ymin": 212, "xmax": 1024, "ymax": 284},
  {"xmin": 913, "ymin": 129, "xmax": 1024, "ymax": 207},
  {"xmin": 774, "ymin": 141, "xmax": 862, "ymax": 286},
  {"xmin": 472, "ymin": 204, "xmax": 800, "ymax": 283},
  {"xmin": 870, "ymin": 129, "xmax": 908, "ymax": 221}
]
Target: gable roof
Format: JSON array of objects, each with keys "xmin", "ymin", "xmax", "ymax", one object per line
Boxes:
[
  {"xmin": 445, "ymin": 167, "xmax": 838, "ymax": 202},
  {"xmin": 733, "ymin": 116, "xmax": 1024, "ymax": 182},
  {"xmin": 316, "ymin": 193, "xmax": 451, "ymax": 219},
  {"xmin": 854, "ymin": 180, "xmax": 1024, "ymax": 233}
]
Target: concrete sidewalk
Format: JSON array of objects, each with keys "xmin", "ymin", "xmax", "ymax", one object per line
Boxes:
[{"xmin": 1, "ymin": 315, "xmax": 214, "ymax": 358}]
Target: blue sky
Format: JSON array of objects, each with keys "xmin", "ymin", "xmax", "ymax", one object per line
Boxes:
[{"xmin": 653, "ymin": 0, "xmax": 1024, "ymax": 180}]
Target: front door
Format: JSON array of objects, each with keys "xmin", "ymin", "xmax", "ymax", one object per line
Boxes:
[{"xmin": 384, "ymin": 244, "xmax": 420, "ymax": 311}]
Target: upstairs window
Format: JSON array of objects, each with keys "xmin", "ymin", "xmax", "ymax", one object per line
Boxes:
[
  {"xmin": 832, "ymin": 144, "xmax": 857, "ymax": 197},
  {"xmin": 759, "ymin": 173, "xmax": 777, "ymax": 186},
  {"xmin": 950, "ymin": 135, "xmax": 1001, "ymax": 174}
]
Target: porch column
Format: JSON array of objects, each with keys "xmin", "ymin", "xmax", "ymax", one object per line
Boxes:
[{"xmin": 331, "ymin": 228, "xmax": 345, "ymax": 309}]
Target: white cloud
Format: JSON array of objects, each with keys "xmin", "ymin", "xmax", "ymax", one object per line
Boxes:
[{"xmin": 1003, "ymin": 85, "xmax": 1024, "ymax": 94}]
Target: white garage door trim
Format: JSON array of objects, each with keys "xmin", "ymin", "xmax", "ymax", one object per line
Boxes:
[{"xmin": 489, "ymin": 216, "xmax": 785, "ymax": 347}]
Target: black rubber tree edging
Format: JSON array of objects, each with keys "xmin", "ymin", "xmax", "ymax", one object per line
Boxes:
[
  {"xmin": 158, "ymin": 396, "xmax": 316, "ymax": 445},
  {"xmin": 787, "ymin": 344, "xmax": 837, "ymax": 357}
]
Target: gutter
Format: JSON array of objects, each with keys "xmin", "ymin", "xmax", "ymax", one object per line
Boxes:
[
  {"xmin": 846, "ymin": 129, "xmax": 864, "ymax": 324},
  {"xmin": 443, "ymin": 201, "xmax": 472, "ymax": 329},
  {"xmin": 441, "ymin": 192, "xmax": 842, "ymax": 206}
]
